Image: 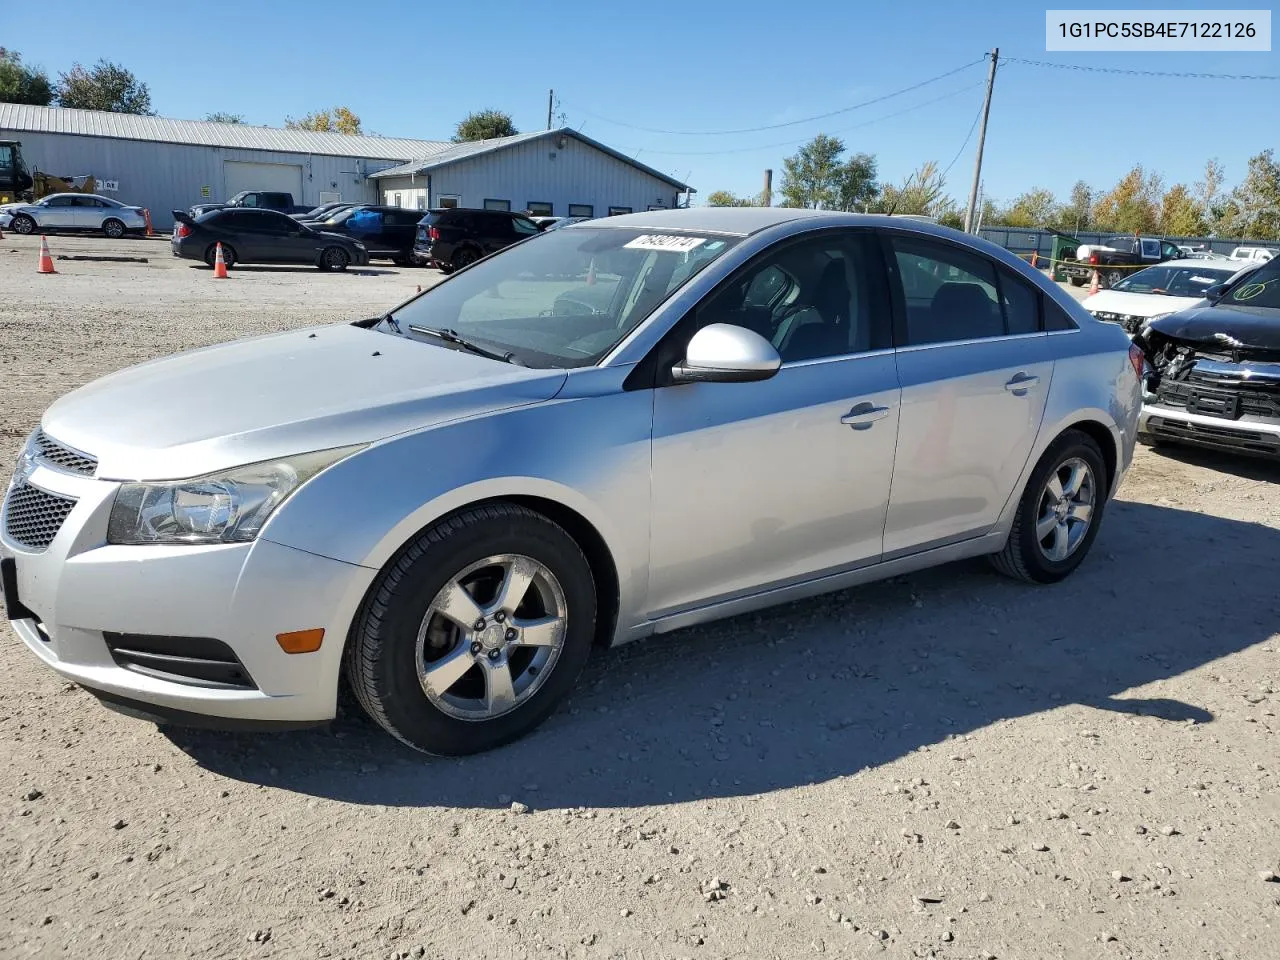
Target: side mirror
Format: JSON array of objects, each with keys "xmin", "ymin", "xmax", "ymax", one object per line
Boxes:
[
  {"xmin": 671, "ymin": 323, "xmax": 782, "ymax": 384},
  {"xmin": 1203, "ymin": 283, "xmax": 1227, "ymax": 302}
]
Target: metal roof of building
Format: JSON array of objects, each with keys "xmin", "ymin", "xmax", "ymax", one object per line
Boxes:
[
  {"xmin": 370, "ymin": 128, "xmax": 693, "ymax": 191},
  {"xmin": 0, "ymin": 103, "xmax": 452, "ymax": 161}
]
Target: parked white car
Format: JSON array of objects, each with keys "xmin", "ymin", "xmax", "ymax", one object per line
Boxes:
[
  {"xmin": 1227, "ymin": 246, "xmax": 1275, "ymax": 263},
  {"xmin": 1082, "ymin": 259, "xmax": 1255, "ymax": 335},
  {"xmin": 5, "ymin": 193, "xmax": 148, "ymax": 238}
]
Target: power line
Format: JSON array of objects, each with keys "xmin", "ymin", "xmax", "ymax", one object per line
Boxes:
[
  {"xmin": 563, "ymin": 56, "xmax": 988, "ymax": 137},
  {"xmin": 940, "ymin": 93, "xmax": 985, "ymax": 181},
  {"xmin": 1002, "ymin": 55, "xmax": 1280, "ymax": 81},
  {"xmin": 620, "ymin": 82, "xmax": 985, "ymax": 157}
]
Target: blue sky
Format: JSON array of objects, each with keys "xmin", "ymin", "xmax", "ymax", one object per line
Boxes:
[{"xmin": 7, "ymin": 0, "xmax": 1277, "ymax": 206}]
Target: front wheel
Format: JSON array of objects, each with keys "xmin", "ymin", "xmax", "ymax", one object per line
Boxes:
[
  {"xmin": 346, "ymin": 503, "xmax": 597, "ymax": 755},
  {"xmin": 989, "ymin": 429, "xmax": 1108, "ymax": 584},
  {"xmin": 11, "ymin": 214, "xmax": 35, "ymax": 235},
  {"xmin": 319, "ymin": 246, "xmax": 350, "ymax": 271}
]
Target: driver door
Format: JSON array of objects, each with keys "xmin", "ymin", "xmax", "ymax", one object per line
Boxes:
[{"xmin": 645, "ymin": 230, "xmax": 900, "ymax": 618}]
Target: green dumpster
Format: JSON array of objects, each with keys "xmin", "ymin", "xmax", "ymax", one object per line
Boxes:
[{"xmin": 1050, "ymin": 232, "xmax": 1082, "ymax": 283}]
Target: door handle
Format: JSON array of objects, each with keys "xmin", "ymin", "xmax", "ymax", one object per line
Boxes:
[
  {"xmin": 1004, "ymin": 373, "xmax": 1040, "ymax": 393},
  {"xmin": 840, "ymin": 402, "xmax": 891, "ymax": 430}
]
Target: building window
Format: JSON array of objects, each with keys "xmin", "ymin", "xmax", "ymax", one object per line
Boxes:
[
  {"xmin": 416, "ymin": 196, "xmax": 427, "ymax": 211},
  {"xmin": 527, "ymin": 201, "xmax": 553, "ymax": 216},
  {"xmin": 608, "ymin": 206, "xmax": 633, "ymax": 216},
  {"xmin": 394, "ymin": 192, "xmax": 403, "ymax": 208},
  {"xmin": 437, "ymin": 195, "xmax": 460, "ymax": 209},
  {"xmin": 484, "ymin": 198, "xmax": 511, "ymax": 211},
  {"xmin": 568, "ymin": 204, "xmax": 593, "ymax": 218}
]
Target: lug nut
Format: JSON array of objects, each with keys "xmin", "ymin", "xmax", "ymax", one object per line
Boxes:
[
  {"xmin": 473, "ymin": 617, "xmax": 486, "ymax": 630},
  {"xmin": 505, "ymin": 628, "xmax": 517, "ymax": 642},
  {"xmin": 494, "ymin": 611, "xmax": 506, "ymax": 623},
  {"xmin": 470, "ymin": 641, "xmax": 482, "ymax": 655},
  {"xmin": 487, "ymin": 649, "xmax": 500, "ymax": 661}
]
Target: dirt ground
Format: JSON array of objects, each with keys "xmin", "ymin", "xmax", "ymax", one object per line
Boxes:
[{"xmin": 1, "ymin": 234, "xmax": 1278, "ymax": 960}]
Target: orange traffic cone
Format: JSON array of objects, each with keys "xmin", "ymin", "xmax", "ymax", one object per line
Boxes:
[
  {"xmin": 1088, "ymin": 268, "xmax": 1100, "ymax": 296},
  {"xmin": 143, "ymin": 208, "xmax": 154, "ymax": 237},
  {"xmin": 1030, "ymin": 251, "xmax": 1038, "ymax": 268},
  {"xmin": 37, "ymin": 235, "xmax": 56, "ymax": 274},
  {"xmin": 586, "ymin": 258, "xmax": 596, "ymax": 286},
  {"xmin": 212, "ymin": 242, "xmax": 228, "ymax": 278}
]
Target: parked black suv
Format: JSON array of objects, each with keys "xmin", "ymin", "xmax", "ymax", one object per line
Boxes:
[
  {"xmin": 307, "ymin": 205, "xmax": 424, "ymax": 265},
  {"xmin": 413, "ymin": 208, "xmax": 541, "ymax": 272}
]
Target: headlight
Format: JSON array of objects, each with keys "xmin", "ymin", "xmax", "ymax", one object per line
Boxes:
[{"xmin": 106, "ymin": 445, "xmax": 363, "ymax": 545}]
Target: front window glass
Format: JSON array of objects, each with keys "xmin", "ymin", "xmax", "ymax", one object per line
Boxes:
[{"xmin": 386, "ymin": 227, "xmax": 738, "ymax": 367}]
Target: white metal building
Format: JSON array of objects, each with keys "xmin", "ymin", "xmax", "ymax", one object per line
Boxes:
[
  {"xmin": 370, "ymin": 129, "xmax": 693, "ymax": 218},
  {"xmin": 0, "ymin": 104, "xmax": 449, "ymax": 229},
  {"xmin": 0, "ymin": 106, "xmax": 694, "ymax": 229}
]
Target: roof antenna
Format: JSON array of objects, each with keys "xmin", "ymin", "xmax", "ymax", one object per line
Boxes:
[{"xmin": 886, "ymin": 201, "xmax": 898, "ymax": 217}]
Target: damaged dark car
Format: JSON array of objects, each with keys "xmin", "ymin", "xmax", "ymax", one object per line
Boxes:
[{"xmin": 1136, "ymin": 256, "xmax": 1280, "ymax": 459}]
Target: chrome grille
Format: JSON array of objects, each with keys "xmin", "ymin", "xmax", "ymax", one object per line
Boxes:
[
  {"xmin": 32, "ymin": 430, "xmax": 97, "ymax": 476},
  {"xmin": 3, "ymin": 482, "xmax": 77, "ymax": 550}
]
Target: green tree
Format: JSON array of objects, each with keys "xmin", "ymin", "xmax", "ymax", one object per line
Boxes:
[
  {"xmin": 453, "ymin": 109, "xmax": 518, "ymax": 142},
  {"xmin": 286, "ymin": 106, "xmax": 362, "ymax": 135},
  {"xmin": 1159, "ymin": 184, "xmax": 1207, "ymax": 237},
  {"xmin": 1194, "ymin": 158, "xmax": 1226, "ymax": 226},
  {"xmin": 56, "ymin": 60, "xmax": 152, "ymax": 114},
  {"xmin": 1092, "ymin": 165, "xmax": 1162, "ymax": 234},
  {"xmin": 936, "ymin": 209, "xmax": 965, "ymax": 230},
  {"xmin": 204, "ymin": 111, "xmax": 244, "ymax": 124},
  {"xmin": 1055, "ymin": 181, "xmax": 1093, "ymax": 233},
  {"xmin": 706, "ymin": 190, "xmax": 753, "ymax": 207},
  {"xmin": 0, "ymin": 48, "xmax": 53, "ymax": 106},
  {"xmin": 1228, "ymin": 149, "xmax": 1280, "ymax": 240},
  {"xmin": 875, "ymin": 161, "xmax": 947, "ymax": 216},
  {"xmin": 779, "ymin": 134, "xmax": 878, "ymax": 210},
  {"xmin": 1001, "ymin": 187, "xmax": 1058, "ymax": 228}
]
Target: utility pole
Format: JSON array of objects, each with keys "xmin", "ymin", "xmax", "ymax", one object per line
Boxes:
[
  {"xmin": 547, "ymin": 89, "xmax": 554, "ymax": 130},
  {"xmin": 963, "ymin": 48, "xmax": 998, "ymax": 234},
  {"xmin": 762, "ymin": 169, "xmax": 773, "ymax": 206}
]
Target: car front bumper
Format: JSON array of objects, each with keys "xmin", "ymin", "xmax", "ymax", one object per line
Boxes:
[
  {"xmin": 1138, "ymin": 402, "xmax": 1280, "ymax": 460},
  {"xmin": 1, "ymin": 459, "xmax": 377, "ymax": 728}
]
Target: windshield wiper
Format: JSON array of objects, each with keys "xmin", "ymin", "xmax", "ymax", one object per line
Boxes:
[{"xmin": 408, "ymin": 325, "xmax": 522, "ymax": 365}]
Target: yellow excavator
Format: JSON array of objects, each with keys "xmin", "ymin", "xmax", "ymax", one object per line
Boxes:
[{"xmin": 1, "ymin": 140, "xmax": 98, "ymax": 204}]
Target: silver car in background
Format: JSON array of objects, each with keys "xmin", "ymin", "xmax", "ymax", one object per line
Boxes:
[
  {"xmin": 1, "ymin": 209, "xmax": 1142, "ymax": 755},
  {"xmin": 6, "ymin": 193, "xmax": 148, "ymax": 238}
]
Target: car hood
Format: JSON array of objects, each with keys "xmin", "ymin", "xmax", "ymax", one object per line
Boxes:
[
  {"xmin": 1145, "ymin": 302, "xmax": 1280, "ymax": 351},
  {"xmin": 1082, "ymin": 290, "xmax": 1203, "ymax": 318},
  {"xmin": 42, "ymin": 324, "xmax": 567, "ymax": 480}
]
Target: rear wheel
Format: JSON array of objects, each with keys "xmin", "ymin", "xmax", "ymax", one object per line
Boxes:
[
  {"xmin": 450, "ymin": 247, "xmax": 479, "ymax": 272},
  {"xmin": 1068, "ymin": 275, "xmax": 1086, "ymax": 287},
  {"xmin": 989, "ymin": 429, "xmax": 1108, "ymax": 584},
  {"xmin": 346, "ymin": 503, "xmax": 596, "ymax": 756},
  {"xmin": 11, "ymin": 214, "xmax": 35, "ymax": 235},
  {"xmin": 320, "ymin": 246, "xmax": 350, "ymax": 271},
  {"xmin": 102, "ymin": 218, "xmax": 125, "ymax": 239},
  {"xmin": 204, "ymin": 243, "xmax": 236, "ymax": 268},
  {"xmin": 1105, "ymin": 269, "xmax": 1124, "ymax": 289}
]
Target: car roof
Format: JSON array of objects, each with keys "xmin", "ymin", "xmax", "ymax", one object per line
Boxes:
[
  {"xmin": 578, "ymin": 207, "xmax": 996, "ymax": 238},
  {"xmin": 1146, "ymin": 258, "xmax": 1241, "ymax": 270},
  {"xmin": 44, "ymin": 192, "xmax": 115, "ymax": 202}
]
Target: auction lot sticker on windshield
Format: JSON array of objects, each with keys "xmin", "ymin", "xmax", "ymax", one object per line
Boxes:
[{"xmin": 624, "ymin": 235, "xmax": 707, "ymax": 253}]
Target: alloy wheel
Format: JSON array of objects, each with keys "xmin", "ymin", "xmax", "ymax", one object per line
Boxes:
[
  {"xmin": 416, "ymin": 554, "xmax": 568, "ymax": 721},
  {"xmin": 1035, "ymin": 457, "xmax": 1096, "ymax": 562}
]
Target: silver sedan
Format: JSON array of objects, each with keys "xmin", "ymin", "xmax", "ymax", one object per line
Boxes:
[
  {"xmin": 1, "ymin": 209, "xmax": 1142, "ymax": 755},
  {"xmin": 6, "ymin": 193, "xmax": 148, "ymax": 238}
]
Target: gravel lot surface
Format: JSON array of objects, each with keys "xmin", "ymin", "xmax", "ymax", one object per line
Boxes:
[{"xmin": 2, "ymin": 234, "xmax": 1278, "ymax": 960}]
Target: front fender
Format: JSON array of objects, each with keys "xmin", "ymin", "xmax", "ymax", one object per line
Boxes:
[{"xmin": 258, "ymin": 374, "xmax": 654, "ymax": 635}]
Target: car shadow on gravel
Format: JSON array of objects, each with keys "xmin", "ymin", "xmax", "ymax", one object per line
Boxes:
[
  {"xmin": 185, "ymin": 265, "xmax": 401, "ymax": 276},
  {"xmin": 1144, "ymin": 443, "xmax": 1280, "ymax": 483},
  {"xmin": 165, "ymin": 500, "xmax": 1277, "ymax": 808}
]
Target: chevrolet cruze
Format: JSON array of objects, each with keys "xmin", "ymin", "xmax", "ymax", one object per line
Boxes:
[{"xmin": 1, "ymin": 209, "xmax": 1143, "ymax": 755}]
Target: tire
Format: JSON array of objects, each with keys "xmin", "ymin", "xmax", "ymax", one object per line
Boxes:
[
  {"xmin": 989, "ymin": 429, "xmax": 1108, "ymax": 584},
  {"xmin": 204, "ymin": 243, "xmax": 236, "ymax": 269},
  {"xmin": 346, "ymin": 503, "xmax": 597, "ymax": 756},
  {"xmin": 102, "ymin": 218, "xmax": 125, "ymax": 239},
  {"xmin": 11, "ymin": 214, "xmax": 35, "ymax": 236},
  {"xmin": 1068, "ymin": 276, "xmax": 1086, "ymax": 287},
  {"xmin": 320, "ymin": 246, "xmax": 350, "ymax": 272},
  {"xmin": 450, "ymin": 247, "xmax": 479, "ymax": 272},
  {"xmin": 1105, "ymin": 269, "xmax": 1124, "ymax": 289}
]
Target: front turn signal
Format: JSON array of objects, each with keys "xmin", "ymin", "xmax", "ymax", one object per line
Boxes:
[{"xmin": 276, "ymin": 628, "xmax": 325, "ymax": 654}]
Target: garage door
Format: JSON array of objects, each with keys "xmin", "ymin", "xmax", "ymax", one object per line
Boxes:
[{"xmin": 223, "ymin": 160, "xmax": 304, "ymax": 201}]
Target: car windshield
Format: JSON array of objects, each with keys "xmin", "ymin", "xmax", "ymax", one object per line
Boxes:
[
  {"xmin": 386, "ymin": 227, "xmax": 738, "ymax": 367},
  {"xmin": 1113, "ymin": 264, "xmax": 1239, "ymax": 297},
  {"xmin": 1221, "ymin": 256, "xmax": 1280, "ymax": 309}
]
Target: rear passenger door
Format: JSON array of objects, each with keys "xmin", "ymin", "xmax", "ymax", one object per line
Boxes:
[
  {"xmin": 482, "ymin": 213, "xmax": 516, "ymax": 254},
  {"xmin": 882, "ymin": 231, "xmax": 1054, "ymax": 556}
]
